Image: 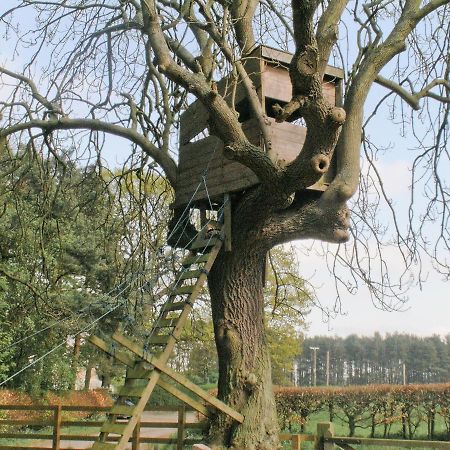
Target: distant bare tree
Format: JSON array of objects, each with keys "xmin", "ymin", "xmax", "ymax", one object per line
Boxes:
[{"xmin": 0, "ymin": 0, "xmax": 448, "ymax": 447}]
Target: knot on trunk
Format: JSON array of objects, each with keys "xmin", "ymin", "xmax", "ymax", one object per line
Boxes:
[
  {"xmin": 329, "ymin": 107, "xmax": 346, "ymax": 125},
  {"xmin": 310, "ymin": 154, "xmax": 330, "ymax": 174},
  {"xmin": 243, "ymin": 372, "xmax": 258, "ymax": 392}
]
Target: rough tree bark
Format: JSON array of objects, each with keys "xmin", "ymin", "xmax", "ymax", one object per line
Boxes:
[
  {"xmin": 208, "ymin": 239, "xmax": 278, "ymax": 448},
  {"xmin": 203, "ymin": 187, "xmax": 350, "ymax": 447}
]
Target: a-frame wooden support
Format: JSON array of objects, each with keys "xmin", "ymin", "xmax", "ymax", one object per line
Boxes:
[{"xmin": 88, "ymin": 221, "xmax": 243, "ymax": 450}]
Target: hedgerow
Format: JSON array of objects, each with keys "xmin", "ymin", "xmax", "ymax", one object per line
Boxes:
[{"xmin": 274, "ymin": 383, "xmax": 450, "ymax": 439}]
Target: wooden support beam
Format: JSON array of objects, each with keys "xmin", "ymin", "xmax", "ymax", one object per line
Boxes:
[
  {"xmin": 328, "ymin": 437, "xmax": 450, "ymax": 449},
  {"xmin": 112, "ymin": 332, "xmax": 244, "ymax": 423},
  {"xmin": 157, "ymin": 379, "xmax": 210, "ymax": 418},
  {"xmin": 89, "ymin": 335, "xmax": 135, "ymax": 368}
]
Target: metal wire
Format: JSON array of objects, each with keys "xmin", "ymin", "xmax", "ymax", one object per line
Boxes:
[
  {"xmin": 0, "ymin": 141, "xmax": 225, "ymax": 380},
  {"xmin": 0, "ymin": 299, "xmax": 126, "ymax": 387}
]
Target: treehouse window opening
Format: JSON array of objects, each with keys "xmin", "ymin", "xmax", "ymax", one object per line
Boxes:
[{"xmin": 235, "ymin": 98, "xmax": 252, "ymax": 123}]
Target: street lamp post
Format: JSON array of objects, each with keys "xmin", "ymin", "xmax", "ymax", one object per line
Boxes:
[{"xmin": 326, "ymin": 350, "xmax": 330, "ymax": 386}]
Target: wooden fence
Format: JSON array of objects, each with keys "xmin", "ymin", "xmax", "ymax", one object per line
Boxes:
[
  {"xmin": 2, "ymin": 406, "xmax": 450, "ymax": 450},
  {"xmin": 281, "ymin": 422, "xmax": 450, "ymax": 450},
  {"xmin": 0, "ymin": 403, "xmax": 205, "ymax": 449}
]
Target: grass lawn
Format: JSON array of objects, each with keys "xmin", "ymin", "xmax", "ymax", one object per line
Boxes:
[
  {"xmin": 0, "ymin": 423, "xmax": 102, "ymax": 447},
  {"xmin": 281, "ymin": 408, "xmax": 449, "ymax": 450}
]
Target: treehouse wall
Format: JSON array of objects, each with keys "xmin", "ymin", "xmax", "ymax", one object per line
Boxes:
[{"xmin": 174, "ymin": 46, "xmax": 344, "ymax": 208}]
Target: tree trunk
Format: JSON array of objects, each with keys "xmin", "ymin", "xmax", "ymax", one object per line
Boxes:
[
  {"xmin": 72, "ymin": 333, "xmax": 81, "ymax": 390},
  {"xmin": 84, "ymin": 361, "xmax": 94, "ymax": 390},
  {"xmin": 401, "ymin": 407, "xmax": 407, "ymax": 439},
  {"xmin": 207, "ymin": 240, "xmax": 279, "ymax": 449},
  {"xmin": 348, "ymin": 416, "xmax": 356, "ymax": 437}
]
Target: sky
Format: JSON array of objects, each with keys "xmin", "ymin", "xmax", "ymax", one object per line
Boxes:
[
  {"xmin": 299, "ymin": 127, "xmax": 449, "ymax": 338},
  {"xmin": 0, "ymin": 1, "xmax": 448, "ymax": 341},
  {"xmin": 303, "ymin": 250, "xmax": 449, "ymax": 337}
]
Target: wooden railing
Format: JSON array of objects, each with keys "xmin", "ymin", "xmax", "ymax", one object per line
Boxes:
[
  {"xmin": 281, "ymin": 422, "xmax": 450, "ymax": 450},
  {"xmin": 3, "ymin": 406, "xmax": 450, "ymax": 450},
  {"xmin": 0, "ymin": 404, "xmax": 205, "ymax": 450}
]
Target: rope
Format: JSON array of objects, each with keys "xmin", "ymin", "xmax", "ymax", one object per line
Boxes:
[{"xmin": 166, "ymin": 140, "xmax": 220, "ymax": 246}]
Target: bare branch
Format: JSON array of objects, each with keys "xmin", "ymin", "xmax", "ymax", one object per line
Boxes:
[
  {"xmin": 0, "ymin": 118, "xmax": 178, "ymax": 185},
  {"xmin": 0, "ymin": 66, "xmax": 63, "ymax": 116}
]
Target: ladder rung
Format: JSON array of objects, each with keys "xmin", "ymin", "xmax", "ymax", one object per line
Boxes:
[
  {"xmin": 100, "ymin": 422, "xmax": 127, "ymax": 435},
  {"xmin": 162, "ymin": 301, "xmax": 189, "ymax": 312},
  {"xmin": 173, "ymin": 285, "xmax": 195, "ymax": 295},
  {"xmin": 154, "ymin": 318, "xmax": 178, "ymax": 328},
  {"xmin": 91, "ymin": 443, "xmax": 117, "ymax": 449},
  {"xmin": 118, "ymin": 385, "xmax": 146, "ymax": 397},
  {"xmin": 179, "ymin": 269, "xmax": 204, "ymax": 280},
  {"xmin": 147, "ymin": 334, "xmax": 171, "ymax": 345},
  {"xmin": 190, "ymin": 237, "xmax": 219, "ymax": 250},
  {"xmin": 110, "ymin": 405, "xmax": 135, "ymax": 416},
  {"xmin": 182, "ymin": 253, "xmax": 210, "ymax": 266}
]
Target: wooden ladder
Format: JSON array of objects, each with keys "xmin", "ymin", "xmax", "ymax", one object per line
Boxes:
[{"xmin": 89, "ymin": 225, "xmax": 243, "ymax": 450}]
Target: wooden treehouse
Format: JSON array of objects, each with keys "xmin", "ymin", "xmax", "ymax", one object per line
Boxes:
[
  {"xmin": 85, "ymin": 48, "xmax": 344, "ymax": 449},
  {"xmin": 174, "ymin": 45, "xmax": 344, "ymax": 209}
]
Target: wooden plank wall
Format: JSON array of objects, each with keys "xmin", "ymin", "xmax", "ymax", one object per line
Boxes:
[
  {"xmin": 262, "ymin": 64, "xmax": 337, "ymax": 106},
  {"xmin": 175, "ymin": 46, "xmax": 343, "ymax": 207}
]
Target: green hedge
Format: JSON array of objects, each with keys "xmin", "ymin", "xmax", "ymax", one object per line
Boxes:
[{"xmin": 274, "ymin": 383, "xmax": 450, "ymax": 439}]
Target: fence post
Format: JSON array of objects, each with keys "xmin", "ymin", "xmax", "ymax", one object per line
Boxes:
[
  {"xmin": 292, "ymin": 434, "xmax": 302, "ymax": 450},
  {"xmin": 315, "ymin": 422, "xmax": 334, "ymax": 450},
  {"xmin": 132, "ymin": 417, "xmax": 141, "ymax": 450},
  {"xmin": 52, "ymin": 403, "xmax": 62, "ymax": 450},
  {"xmin": 177, "ymin": 404, "xmax": 186, "ymax": 450}
]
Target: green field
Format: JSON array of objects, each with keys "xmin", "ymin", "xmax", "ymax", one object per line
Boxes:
[{"xmin": 281, "ymin": 408, "xmax": 449, "ymax": 450}]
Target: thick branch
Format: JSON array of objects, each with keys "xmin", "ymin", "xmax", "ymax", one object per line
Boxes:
[
  {"xmin": 0, "ymin": 118, "xmax": 178, "ymax": 185},
  {"xmin": 229, "ymin": 0, "xmax": 259, "ymax": 54},
  {"xmin": 323, "ymin": 0, "xmax": 450, "ymax": 204},
  {"xmin": 141, "ymin": 0, "xmax": 280, "ymax": 183},
  {"xmin": 316, "ymin": 0, "xmax": 349, "ymax": 77},
  {"xmin": 260, "ymin": 192, "xmax": 351, "ymax": 247},
  {"xmin": 278, "ymin": 0, "xmax": 346, "ymax": 192}
]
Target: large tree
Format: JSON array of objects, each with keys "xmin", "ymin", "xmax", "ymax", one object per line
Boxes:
[{"xmin": 1, "ymin": 0, "xmax": 449, "ymax": 447}]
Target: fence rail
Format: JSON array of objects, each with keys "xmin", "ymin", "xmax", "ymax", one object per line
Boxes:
[
  {"xmin": 0, "ymin": 403, "xmax": 204, "ymax": 449},
  {"xmin": 2, "ymin": 405, "xmax": 450, "ymax": 450},
  {"xmin": 281, "ymin": 422, "xmax": 450, "ymax": 450}
]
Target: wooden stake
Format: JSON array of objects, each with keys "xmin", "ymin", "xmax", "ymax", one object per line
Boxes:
[
  {"xmin": 132, "ymin": 418, "xmax": 141, "ymax": 450},
  {"xmin": 52, "ymin": 403, "xmax": 62, "ymax": 450},
  {"xmin": 177, "ymin": 404, "xmax": 186, "ymax": 450}
]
